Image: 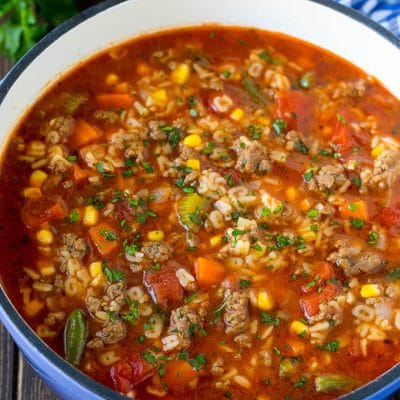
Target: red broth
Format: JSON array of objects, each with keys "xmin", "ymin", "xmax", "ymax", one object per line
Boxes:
[{"xmin": 1, "ymin": 27, "xmax": 400, "ymax": 399}]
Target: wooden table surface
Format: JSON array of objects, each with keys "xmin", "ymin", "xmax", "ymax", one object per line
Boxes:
[{"xmin": 0, "ymin": 58, "xmax": 58, "ymax": 400}]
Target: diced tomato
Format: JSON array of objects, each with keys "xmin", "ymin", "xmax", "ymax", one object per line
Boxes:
[
  {"xmin": 143, "ymin": 260, "xmax": 184, "ymax": 309},
  {"xmin": 70, "ymin": 164, "xmax": 88, "ymax": 183},
  {"xmin": 302, "ymin": 262, "xmax": 335, "ymax": 294},
  {"xmin": 300, "ymin": 283, "xmax": 338, "ymax": 318},
  {"xmin": 276, "ymin": 89, "xmax": 314, "ymax": 132},
  {"xmin": 376, "ymin": 204, "xmax": 400, "ymax": 233},
  {"xmin": 282, "ymin": 338, "xmax": 305, "ymax": 357},
  {"xmin": 332, "ymin": 118, "xmax": 353, "ymax": 153},
  {"xmin": 21, "ymin": 197, "xmax": 66, "ymax": 229},
  {"xmin": 111, "ymin": 353, "xmax": 156, "ymax": 394}
]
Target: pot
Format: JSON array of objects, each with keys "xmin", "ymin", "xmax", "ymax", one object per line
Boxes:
[{"xmin": 0, "ymin": 0, "xmax": 399, "ymax": 399}]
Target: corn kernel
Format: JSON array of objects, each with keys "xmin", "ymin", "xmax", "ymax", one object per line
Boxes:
[
  {"xmin": 105, "ymin": 73, "xmax": 119, "ymax": 86},
  {"xmin": 360, "ymin": 284, "xmax": 381, "ymax": 298},
  {"xmin": 171, "ymin": 63, "xmax": 190, "ymax": 85},
  {"xmin": 29, "ymin": 170, "xmax": 48, "ymax": 187},
  {"xmin": 186, "ymin": 159, "xmax": 200, "ymax": 171},
  {"xmin": 23, "ymin": 299, "xmax": 44, "ymax": 318},
  {"xmin": 91, "ymin": 274, "xmax": 103, "ymax": 287},
  {"xmin": 89, "ymin": 261, "xmax": 102, "ymax": 278},
  {"xmin": 290, "ymin": 320, "xmax": 309, "ymax": 337},
  {"xmin": 285, "ymin": 187, "xmax": 297, "ymax": 202},
  {"xmin": 210, "ymin": 235, "xmax": 222, "ymax": 247},
  {"xmin": 36, "ymin": 229, "xmax": 54, "ymax": 246},
  {"xmin": 22, "ymin": 187, "xmax": 42, "ymax": 199},
  {"xmin": 83, "ymin": 205, "xmax": 99, "ymax": 227},
  {"xmin": 147, "ymin": 230, "xmax": 164, "ymax": 241},
  {"xmin": 41, "ymin": 266, "xmax": 56, "ymax": 277},
  {"xmin": 299, "ymin": 198, "xmax": 312, "ymax": 212},
  {"xmin": 230, "ymin": 108, "xmax": 244, "ymax": 122},
  {"xmin": 371, "ymin": 144, "xmax": 385, "ymax": 158},
  {"xmin": 151, "ymin": 89, "xmax": 168, "ymax": 103},
  {"xmin": 303, "ymin": 230, "xmax": 317, "ymax": 243},
  {"xmin": 257, "ymin": 290, "xmax": 274, "ymax": 311},
  {"xmin": 183, "ymin": 134, "xmax": 202, "ymax": 148}
]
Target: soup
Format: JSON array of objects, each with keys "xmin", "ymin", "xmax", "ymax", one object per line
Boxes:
[{"xmin": 1, "ymin": 26, "xmax": 400, "ymax": 400}]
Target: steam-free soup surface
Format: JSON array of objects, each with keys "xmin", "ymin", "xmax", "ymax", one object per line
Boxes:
[{"xmin": 1, "ymin": 27, "xmax": 400, "ymax": 400}]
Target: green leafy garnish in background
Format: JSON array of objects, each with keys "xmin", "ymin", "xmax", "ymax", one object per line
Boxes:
[{"xmin": 0, "ymin": 0, "xmax": 79, "ymax": 61}]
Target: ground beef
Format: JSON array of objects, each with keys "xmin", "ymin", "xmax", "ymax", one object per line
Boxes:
[
  {"xmin": 331, "ymin": 79, "xmax": 366, "ymax": 99},
  {"xmin": 44, "ymin": 312, "xmax": 65, "ymax": 328},
  {"xmin": 101, "ymin": 282, "xmax": 126, "ymax": 312},
  {"xmin": 141, "ymin": 241, "xmax": 172, "ymax": 262},
  {"xmin": 86, "ymin": 295, "xmax": 102, "ymax": 315},
  {"xmin": 308, "ymin": 163, "xmax": 350, "ymax": 193},
  {"xmin": 148, "ymin": 120, "xmax": 168, "ymax": 141},
  {"xmin": 167, "ymin": 305, "xmax": 201, "ymax": 350},
  {"xmin": 96, "ymin": 319, "xmax": 127, "ymax": 344},
  {"xmin": 234, "ymin": 332, "xmax": 252, "ymax": 348},
  {"xmin": 44, "ymin": 116, "xmax": 75, "ymax": 144},
  {"xmin": 93, "ymin": 110, "xmax": 121, "ymax": 124},
  {"xmin": 110, "ymin": 130, "xmax": 148, "ymax": 162},
  {"xmin": 86, "ymin": 337, "xmax": 104, "ymax": 351},
  {"xmin": 232, "ymin": 136, "xmax": 270, "ymax": 174},
  {"xmin": 309, "ymin": 300, "xmax": 343, "ymax": 325},
  {"xmin": 360, "ymin": 149, "xmax": 400, "ymax": 191},
  {"xmin": 57, "ymin": 233, "xmax": 87, "ymax": 270},
  {"xmin": 328, "ymin": 240, "xmax": 386, "ymax": 277},
  {"xmin": 223, "ymin": 289, "xmax": 249, "ymax": 335}
]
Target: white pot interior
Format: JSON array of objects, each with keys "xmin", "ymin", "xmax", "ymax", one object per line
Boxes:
[{"xmin": 0, "ymin": 0, "xmax": 399, "ymax": 153}]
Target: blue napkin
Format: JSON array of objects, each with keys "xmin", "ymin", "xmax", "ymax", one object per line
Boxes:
[{"xmin": 337, "ymin": 0, "xmax": 400, "ymax": 36}]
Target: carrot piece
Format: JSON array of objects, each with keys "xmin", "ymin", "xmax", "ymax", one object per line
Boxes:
[
  {"xmin": 163, "ymin": 360, "xmax": 198, "ymax": 391},
  {"xmin": 284, "ymin": 338, "xmax": 305, "ymax": 357},
  {"xmin": 72, "ymin": 119, "xmax": 100, "ymax": 147},
  {"xmin": 339, "ymin": 200, "xmax": 368, "ymax": 221},
  {"xmin": 89, "ymin": 222, "xmax": 119, "ymax": 257},
  {"xmin": 95, "ymin": 93, "xmax": 133, "ymax": 109},
  {"xmin": 194, "ymin": 257, "xmax": 225, "ymax": 287},
  {"xmin": 315, "ymin": 262, "xmax": 335, "ymax": 281}
]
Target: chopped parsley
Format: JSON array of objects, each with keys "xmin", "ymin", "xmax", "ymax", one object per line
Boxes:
[
  {"xmin": 239, "ymin": 279, "xmax": 252, "ymax": 289},
  {"xmin": 143, "ymin": 351, "xmax": 157, "ymax": 366},
  {"xmin": 351, "ymin": 218, "xmax": 365, "ymax": 229},
  {"xmin": 260, "ymin": 311, "xmax": 280, "ymax": 326},
  {"xmin": 294, "ymin": 140, "xmax": 309, "ymax": 155},
  {"xmin": 95, "ymin": 162, "xmax": 115, "ymax": 179},
  {"xmin": 65, "ymin": 209, "xmax": 79, "ymax": 224},
  {"xmin": 368, "ymin": 231, "xmax": 379, "ymax": 245},
  {"xmin": 303, "ymin": 170, "xmax": 314, "ymax": 182},
  {"xmin": 351, "ymin": 175, "xmax": 362, "ymax": 188},
  {"xmin": 99, "ymin": 227, "xmax": 119, "ymax": 241},
  {"xmin": 386, "ymin": 268, "xmax": 400, "ymax": 281},
  {"xmin": 102, "ymin": 261, "xmax": 125, "ymax": 283},
  {"xmin": 323, "ymin": 339, "xmax": 340, "ymax": 352},
  {"xmin": 272, "ymin": 118, "xmax": 288, "ymax": 135},
  {"xmin": 122, "ymin": 300, "xmax": 139, "ymax": 323},
  {"xmin": 221, "ymin": 70, "xmax": 231, "ymax": 78},
  {"xmin": 184, "ymin": 293, "xmax": 198, "ymax": 304},
  {"xmin": 337, "ymin": 113, "xmax": 347, "ymax": 124},
  {"xmin": 189, "ymin": 353, "xmax": 206, "ymax": 371},
  {"xmin": 294, "ymin": 376, "xmax": 308, "ymax": 388},
  {"xmin": 307, "ymin": 209, "xmax": 319, "ymax": 218},
  {"xmin": 142, "ymin": 162, "xmax": 154, "ymax": 173}
]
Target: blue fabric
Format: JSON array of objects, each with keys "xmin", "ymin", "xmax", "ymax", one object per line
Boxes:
[{"xmin": 336, "ymin": 0, "xmax": 400, "ymax": 36}]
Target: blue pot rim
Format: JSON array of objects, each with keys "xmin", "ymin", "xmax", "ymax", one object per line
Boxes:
[{"xmin": 0, "ymin": 1, "xmax": 399, "ymax": 399}]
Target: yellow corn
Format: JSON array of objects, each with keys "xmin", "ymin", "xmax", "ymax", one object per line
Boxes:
[
  {"xmin": 371, "ymin": 143, "xmax": 385, "ymax": 158},
  {"xmin": 41, "ymin": 265, "xmax": 56, "ymax": 277},
  {"xmin": 29, "ymin": 170, "xmax": 48, "ymax": 187},
  {"xmin": 186, "ymin": 159, "xmax": 200, "ymax": 171},
  {"xmin": 36, "ymin": 229, "xmax": 54, "ymax": 246},
  {"xmin": 23, "ymin": 299, "xmax": 44, "ymax": 318},
  {"xmin": 360, "ymin": 284, "xmax": 381, "ymax": 298},
  {"xmin": 230, "ymin": 108, "xmax": 244, "ymax": 122},
  {"xmin": 183, "ymin": 134, "xmax": 202, "ymax": 148},
  {"xmin": 285, "ymin": 187, "xmax": 297, "ymax": 202},
  {"xmin": 105, "ymin": 73, "xmax": 119, "ymax": 86},
  {"xmin": 302, "ymin": 230, "xmax": 317, "ymax": 243},
  {"xmin": 89, "ymin": 261, "xmax": 102, "ymax": 278},
  {"xmin": 171, "ymin": 63, "xmax": 190, "ymax": 85},
  {"xmin": 290, "ymin": 320, "xmax": 309, "ymax": 337},
  {"xmin": 257, "ymin": 290, "xmax": 274, "ymax": 311},
  {"xmin": 137, "ymin": 62, "xmax": 152, "ymax": 76},
  {"xmin": 151, "ymin": 89, "xmax": 168, "ymax": 103},
  {"xmin": 22, "ymin": 187, "xmax": 42, "ymax": 199},
  {"xmin": 83, "ymin": 205, "xmax": 99, "ymax": 227},
  {"xmin": 147, "ymin": 230, "xmax": 164, "ymax": 241},
  {"xmin": 210, "ymin": 235, "xmax": 222, "ymax": 247}
]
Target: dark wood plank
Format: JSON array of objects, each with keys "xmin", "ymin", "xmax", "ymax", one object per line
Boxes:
[
  {"xmin": 16, "ymin": 353, "xmax": 58, "ymax": 400},
  {"xmin": 0, "ymin": 323, "xmax": 17, "ymax": 400}
]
